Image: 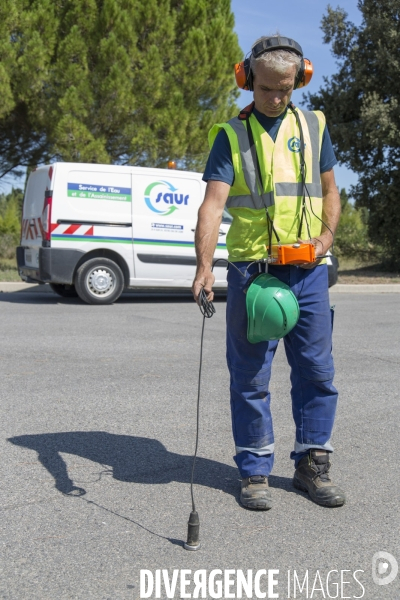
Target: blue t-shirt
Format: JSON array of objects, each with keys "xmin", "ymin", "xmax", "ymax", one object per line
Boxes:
[{"xmin": 203, "ymin": 106, "xmax": 337, "ymax": 185}]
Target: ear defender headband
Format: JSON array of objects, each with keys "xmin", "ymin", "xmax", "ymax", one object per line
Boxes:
[{"xmin": 234, "ymin": 36, "xmax": 313, "ymax": 91}]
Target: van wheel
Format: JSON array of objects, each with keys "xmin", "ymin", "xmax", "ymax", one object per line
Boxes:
[
  {"xmin": 50, "ymin": 283, "xmax": 78, "ymax": 298},
  {"xmin": 74, "ymin": 258, "xmax": 124, "ymax": 305}
]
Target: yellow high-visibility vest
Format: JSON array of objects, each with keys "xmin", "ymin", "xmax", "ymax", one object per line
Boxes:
[{"xmin": 209, "ymin": 106, "xmax": 326, "ymax": 261}]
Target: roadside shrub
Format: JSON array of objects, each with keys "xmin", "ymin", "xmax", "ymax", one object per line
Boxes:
[
  {"xmin": 0, "ymin": 234, "xmax": 18, "ymax": 259},
  {"xmin": 334, "ymin": 188, "xmax": 380, "ymax": 261},
  {"xmin": 0, "ymin": 188, "xmax": 23, "ymax": 259}
]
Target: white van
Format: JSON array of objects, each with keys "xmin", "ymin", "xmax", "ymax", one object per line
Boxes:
[{"xmin": 17, "ymin": 163, "xmax": 231, "ymax": 304}]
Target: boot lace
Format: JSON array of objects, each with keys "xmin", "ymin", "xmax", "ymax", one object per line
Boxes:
[{"xmin": 312, "ymin": 460, "xmax": 331, "ymax": 483}]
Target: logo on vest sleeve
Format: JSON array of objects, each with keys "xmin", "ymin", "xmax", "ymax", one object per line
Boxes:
[
  {"xmin": 144, "ymin": 181, "xmax": 189, "ymax": 216},
  {"xmin": 288, "ymin": 137, "xmax": 306, "ymax": 153}
]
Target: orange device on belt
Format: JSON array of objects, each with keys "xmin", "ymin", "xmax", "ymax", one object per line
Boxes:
[{"xmin": 268, "ymin": 242, "xmax": 316, "ymax": 265}]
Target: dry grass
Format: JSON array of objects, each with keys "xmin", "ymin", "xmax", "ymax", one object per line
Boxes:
[
  {"xmin": 337, "ymin": 257, "xmax": 400, "ymax": 284},
  {"xmin": 0, "ymin": 258, "xmax": 21, "ymax": 282}
]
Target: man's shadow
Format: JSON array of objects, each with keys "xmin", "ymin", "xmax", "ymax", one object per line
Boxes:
[
  {"xmin": 8, "ymin": 432, "xmax": 239, "ymax": 497},
  {"xmin": 6, "ymin": 432, "xmax": 291, "ymax": 547},
  {"xmin": 7, "ymin": 431, "xmax": 293, "ymax": 498}
]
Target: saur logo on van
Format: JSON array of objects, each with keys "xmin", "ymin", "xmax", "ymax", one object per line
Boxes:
[{"xmin": 144, "ymin": 181, "xmax": 189, "ymax": 216}]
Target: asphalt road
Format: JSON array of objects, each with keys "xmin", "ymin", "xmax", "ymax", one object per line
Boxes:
[{"xmin": 0, "ymin": 290, "xmax": 399, "ymax": 600}]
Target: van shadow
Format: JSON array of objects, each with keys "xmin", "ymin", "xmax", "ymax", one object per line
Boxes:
[{"xmin": 8, "ymin": 432, "xmax": 294, "ymax": 499}]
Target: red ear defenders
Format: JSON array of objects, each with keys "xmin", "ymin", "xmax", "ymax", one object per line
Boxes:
[{"xmin": 235, "ymin": 36, "xmax": 313, "ymax": 91}]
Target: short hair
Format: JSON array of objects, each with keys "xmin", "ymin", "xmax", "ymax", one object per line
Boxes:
[{"xmin": 250, "ymin": 35, "xmax": 301, "ymax": 77}]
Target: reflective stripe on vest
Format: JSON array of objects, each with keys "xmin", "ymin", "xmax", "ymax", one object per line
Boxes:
[
  {"xmin": 227, "ymin": 118, "xmax": 275, "ymax": 210},
  {"xmin": 302, "ymin": 109, "xmax": 321, "ymax": 188},
  {"xmin": 275, "ymin": 182, "xmax": 322, "ymax": 197}
]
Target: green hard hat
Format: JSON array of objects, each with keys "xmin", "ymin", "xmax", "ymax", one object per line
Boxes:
[{"xmin": 246, "ymin": 273, "xmax": 300, "ymax": 343}]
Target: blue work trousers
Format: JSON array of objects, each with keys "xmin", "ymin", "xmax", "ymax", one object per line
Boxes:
[{"xmin": 226, "ymin": 262, "xmax": 338, "ymax": 478}]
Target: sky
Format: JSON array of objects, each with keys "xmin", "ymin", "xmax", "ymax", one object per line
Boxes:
[
  {"xmin": 1, "ymin": 0, "xmax": 363, "ymax": 195},
  {"xmin": 231, "ymin": 0, "xmax": 363, "ymax": 192}
]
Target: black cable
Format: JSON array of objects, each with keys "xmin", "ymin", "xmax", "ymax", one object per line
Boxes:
[
  {"xmin": 212, "ymin": 257, "xmax": 257, "ymax": 278},
  {"xmin": 185, "ymin": 274, "xmax": 218, "ymax": 549},
  {"xmin": 289, "ymin": 103, "xmax": 312, "ymax": 241},
  {"xmin": 199, "ymin": 288, "xmax": 216, "ymax": 318},
  {"xmin": 304, "ymin": 181, "xmax": 335, "ymax": 255},
  {"xmin": 289, "ymin": 103, "xmax": 335, "ymax": 255},
  {"xmin": 184, "ymin": 304, "xmax": 207, "ymax": 549},
  {"xmin": 189, "ymin": 313, "xmax": 206, "ymax": 513},
  {"xmin": 295, "ymin": 141, "xmax": 335, "ymax": 250},
  {"xmin": 299, "ymin": 156, "xmax": 335, "ymax": 255},
  {"xmin": 186, "ymin": 258, "xmax": 250, "ymax": 550}
]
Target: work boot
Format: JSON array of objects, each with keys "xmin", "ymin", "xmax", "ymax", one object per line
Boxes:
[
  {"xmin": 240, "ymin": 475, "xmax": 272, "ymax": 510},
  {"xmin": 293, "ymin": 450, "xmax": 346, "ymax": 507}
]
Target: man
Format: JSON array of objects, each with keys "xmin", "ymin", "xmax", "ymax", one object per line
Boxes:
[{"xmin": 192, "ymin": 36, "xmax": 346, "ymax": 510}]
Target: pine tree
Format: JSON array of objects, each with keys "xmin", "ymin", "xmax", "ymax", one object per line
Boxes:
[
  {"xmin": 0, "ymin": 0, "xmax": 241, "ymax": 176},
  {"xmin": 307, "ymin": 0, "xmax": 400, "ymax": 269}
]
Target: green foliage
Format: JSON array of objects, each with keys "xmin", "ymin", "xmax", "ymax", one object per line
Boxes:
[
  {"xmin": 0, "ymin": 188, "xmax": 23, "ymax": 257},
  {"xmin": 307, "ymin": 0, "xmax": 400, "ymax": 269},
  {"xmin": 339, "ymin": 188, "xmax": 349, "ymax": 212},
  {"xmin": 0, "ymin": 0, "xmax": 241, "ymax": 176},
  {"xmin": 335, "ymin": 188, "xmax": 375, "ymax": 259}
]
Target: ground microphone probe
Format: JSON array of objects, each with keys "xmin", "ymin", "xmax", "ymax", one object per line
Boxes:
[
  {"xmin": 183, "ymin": 288, "xmax": 215, "ymax": 551},
  {"xmin": 184, "ymin": 261, "xmax": 246, "ymax": 551}
]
